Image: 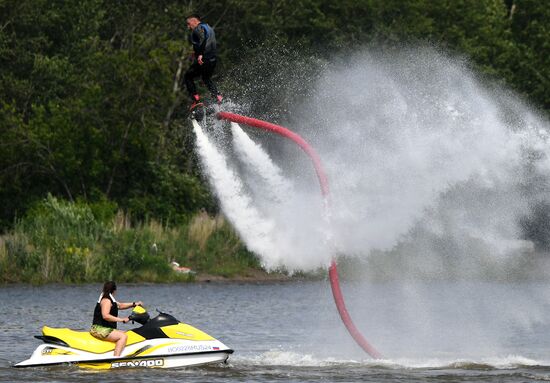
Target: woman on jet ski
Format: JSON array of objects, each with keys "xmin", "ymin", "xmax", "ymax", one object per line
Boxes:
[{"xmin": 90, "ymin": 281, "xmax": 144, "ymax": 356}]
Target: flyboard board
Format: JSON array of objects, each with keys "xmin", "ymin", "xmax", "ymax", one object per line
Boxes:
[{"xmin": 189, "ymin": 99, "xmax": 220, "ymax": 121}]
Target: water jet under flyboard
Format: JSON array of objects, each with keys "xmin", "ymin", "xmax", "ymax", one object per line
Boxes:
[{"xmin": 190, "ymin": 115, "xmax": 382, "ymax": 359}]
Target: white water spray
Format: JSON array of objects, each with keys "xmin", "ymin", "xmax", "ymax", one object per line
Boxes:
[
  {"xmin": 196, "ymin": 49, "xmax": 550, "ymax": 276},
  {"xmin": 291, "ymin": 48, "xmax": 550, "ymax": 279},
  {"xmin": 193, "ymin": 47, "xmax": 550, "ymax": 359},
  {"xmin": 193, "ymin": 118, "xmax": 331, "ymax": 270},
  {"xmin": 231, "ymin": 122, "xmax": 294, "ymax": 206},
  {"xmin": 283, "ymin": 48, "xmax": 550, "ymax": 358},
  {"xmin": 191, "ymin": 120, "xmax": 279, "ymax": 262}
]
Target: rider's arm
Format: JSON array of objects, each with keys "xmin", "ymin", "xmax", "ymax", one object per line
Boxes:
[
  {"xmin": 118, "ymin": 301, "xmax": 144, "ymax": 310},
  {"xmin": 193, "ymin": 25, "xmax": 207, "ymax": 56},
  {"xmin": 100, "ymin": 298, "xmax": 128, "ymax": 323}
]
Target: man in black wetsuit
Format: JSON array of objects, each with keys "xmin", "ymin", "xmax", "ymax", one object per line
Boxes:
[{"xmin": 184, "ymin": 14, "xmax": 222, "ymax": 111}]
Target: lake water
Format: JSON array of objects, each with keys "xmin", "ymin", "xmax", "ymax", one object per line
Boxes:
[{"xmin": 2, "ymin": 280, "xmax": 550, "ymax": 382}]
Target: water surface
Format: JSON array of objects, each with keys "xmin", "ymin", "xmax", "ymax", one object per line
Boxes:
[{"xmin": 2, "ymin": 281, "xmax": 550, "ymax": 382}]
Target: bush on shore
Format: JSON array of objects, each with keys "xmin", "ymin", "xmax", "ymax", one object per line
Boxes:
[{"xmin": 0, "ymin": 195, "xmax": 260, "ymax": 284}]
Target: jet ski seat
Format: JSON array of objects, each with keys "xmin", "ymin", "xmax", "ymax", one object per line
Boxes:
[{"xmin": 42, "ymin": 326, "xmax": 145, "ymax": 354}]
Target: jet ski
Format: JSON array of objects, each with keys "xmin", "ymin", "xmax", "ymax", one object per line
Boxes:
[{"xmin": 14, "ymin": 306, "xmax": 233, "ymax": 369}]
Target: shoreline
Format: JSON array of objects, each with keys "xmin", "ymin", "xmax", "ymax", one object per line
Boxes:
[
  {"xmin": 195, "ymin": 269, "xmax": 294, "ymax": 283},
  {"xmin": 0, "ymin": 268, "xmax": 322, "ymax": 286}
]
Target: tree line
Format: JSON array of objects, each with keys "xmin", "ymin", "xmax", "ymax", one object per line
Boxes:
[{"xmin": 0, "ymin": 0, "xmax": 548, "ymax": 230}]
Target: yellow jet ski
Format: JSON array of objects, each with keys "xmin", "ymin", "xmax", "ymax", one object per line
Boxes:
[{"xmin": 15, "ymin": 307, "xmax": 233, "ymax": 369}]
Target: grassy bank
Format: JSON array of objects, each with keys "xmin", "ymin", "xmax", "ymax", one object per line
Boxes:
[{"xmin": 0, "ymin": 195, "xmax": 262, "ymax": 284}]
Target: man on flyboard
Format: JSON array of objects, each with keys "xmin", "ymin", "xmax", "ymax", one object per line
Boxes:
[{"xmin": 183, "ymin": 14, "xmax": 222, "ymax": 117}]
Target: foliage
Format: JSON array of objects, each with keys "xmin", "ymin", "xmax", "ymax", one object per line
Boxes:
[
  {"xmin": 183, "ymin": 211, "xmax": 260, "ymax": 276},
  {"xmin": 0, "ymin": 0, "xmax": 202, "ymax": 229},
  {"xmin": 0, "ymin": 195, "xmax": 259, "ymax": 283},
  {"xmin": 7, "ymin": 194, "xmax": 104, "ymax": 282},
  {"xmin": 0, "ymin": 1, "xmax": 548, "ymax": 272}
]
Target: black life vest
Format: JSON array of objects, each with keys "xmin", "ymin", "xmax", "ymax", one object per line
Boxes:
[{"xmin": 92, "ymin": 293, "xmax": 118, "ymax": 329}]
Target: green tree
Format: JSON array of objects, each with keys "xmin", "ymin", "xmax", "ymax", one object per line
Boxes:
[{"xmin": 0, "ymin": 0, "xmax": 548, "ymax": 231}]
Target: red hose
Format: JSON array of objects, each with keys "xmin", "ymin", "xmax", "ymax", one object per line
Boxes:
[
  {"xmin": 329, "ymin": 260, "xmax": 382, "ymax": 358},
  {"xmin": 216, "ymin": 111, "xmax": 382, "ymax": 358},
  {"xmin": 217, "ymin": 112, "xmax": 329, "ymax": 196}
]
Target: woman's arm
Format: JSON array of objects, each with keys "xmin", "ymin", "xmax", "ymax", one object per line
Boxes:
[
  {"xmin": 117, "ymin": 300, "xmax": 144, "ymax": 310},
  {"xmin": 100, "ymin": 298, "xmax": 129, "ymax": 323}
]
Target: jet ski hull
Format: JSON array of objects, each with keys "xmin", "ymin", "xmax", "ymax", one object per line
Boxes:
[
  {"xmin": 15, "ymin": 340, "xmax": 233, "ymax": 369},
  {"xmin": 15, "ymin": 311, "xmax": 234, "ymax": 369}
]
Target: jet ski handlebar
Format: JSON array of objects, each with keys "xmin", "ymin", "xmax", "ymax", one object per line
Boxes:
[{"xmin": 128, "ymin": 306, "xmax": 150, "ymax": 325}]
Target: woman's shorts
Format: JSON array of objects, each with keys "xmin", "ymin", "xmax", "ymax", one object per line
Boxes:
[{"xmin": 90, "ymin": 324, "xmax": 114, "ymax": 339}]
